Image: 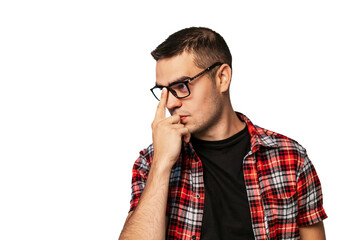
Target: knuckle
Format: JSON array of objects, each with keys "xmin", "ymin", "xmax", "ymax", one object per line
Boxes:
[
  {"xmin": 172, "ymin": 115, "xmax": 180, "ymax": 121},
  {"xmin": 152, "ymin": 120, "xmax": 161, "ymax": 129},
  {"xmin": 157, "ymin": 101, "xmax": 164, "ymax": 108}
]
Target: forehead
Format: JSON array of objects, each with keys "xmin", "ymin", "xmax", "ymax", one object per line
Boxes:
[{"xmin": 155, "ymin": 52, "xmax": 200, "ymax": 86}]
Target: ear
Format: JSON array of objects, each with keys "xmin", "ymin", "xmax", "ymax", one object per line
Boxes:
[{"xmin": 216, "ymin": 64, "xmax": 232, "ymax": 93}]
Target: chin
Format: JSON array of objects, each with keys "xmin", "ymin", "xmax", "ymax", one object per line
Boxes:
[
  {"xmin": 184, "ymin": 124, "xmax": 195, "ymax": 134},
  {"xmin": 187, "ymin": 124, "xmax": 203, "ymax": 135}
]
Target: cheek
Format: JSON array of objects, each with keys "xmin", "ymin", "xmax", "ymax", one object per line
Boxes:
[{"xmin": 189, "ymin": 88, "xmax": 219, "ymax": 117}]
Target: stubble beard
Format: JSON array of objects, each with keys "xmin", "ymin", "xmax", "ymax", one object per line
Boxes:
[{"xmin": 188, "ymin": 94, "xmax": 223, "ymax": 137}]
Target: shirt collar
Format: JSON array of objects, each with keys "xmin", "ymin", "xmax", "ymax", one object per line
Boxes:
[
  {"xmin": 236, "ymin": 112, "xmax": 278, "ymax": 153},
  {"xmin": 184, "ymin": 112, "xmax": 278, "ymax": 156}
]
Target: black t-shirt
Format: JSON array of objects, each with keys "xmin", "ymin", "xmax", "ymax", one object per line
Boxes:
[{"xmin": 191, "ymin": 125, "xmax": 255, "ymax": 240}]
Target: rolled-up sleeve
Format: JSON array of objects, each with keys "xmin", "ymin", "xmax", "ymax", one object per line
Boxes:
[
  {"xmin": 297, "ymin": 152, "xmax": 328, "ymax": 226},
  {"xmin": 129, "ymin": 148, "xmax": 151, "ymax": 212}
]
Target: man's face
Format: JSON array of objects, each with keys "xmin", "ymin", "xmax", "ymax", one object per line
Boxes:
[{"xmin": 155, "ymin": 52, "xmax": 223, "ymax": 136}]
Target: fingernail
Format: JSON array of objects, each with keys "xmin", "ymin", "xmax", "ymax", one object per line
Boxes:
[{"xmin": 162, "ymin": 88, "xmax": 166, "ymax": 95}]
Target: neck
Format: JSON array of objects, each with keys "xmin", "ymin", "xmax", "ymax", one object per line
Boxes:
[{"xmin": 193, "ymin": 106, "xmax": 246, "ymax": 141}]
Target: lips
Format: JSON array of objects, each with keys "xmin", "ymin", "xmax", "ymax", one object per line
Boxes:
[{"xmin": 180, "ymin": 115, "xmax": 188, "ymax": 123}]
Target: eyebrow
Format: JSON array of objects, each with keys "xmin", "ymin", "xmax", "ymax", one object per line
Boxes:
[{"xmin": 155, "ymin": 76, "xmax": 190, "ymax": 88}]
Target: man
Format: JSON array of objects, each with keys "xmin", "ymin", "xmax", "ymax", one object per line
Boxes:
[{"xmin": 119, "ymin": 27, "xmax": 327, "ymax": 240}]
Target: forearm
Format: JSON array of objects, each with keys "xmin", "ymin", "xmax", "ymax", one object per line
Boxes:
[
  {"xmin": 120, "ymin": 88, "xmax": 189, "ymax": 239},
  {"xmin": 119, "ymin": 162, "xmax": 171, "ymax": 240},
  {"xmin": 299, "ymin": 221, "xmax": 326, "ymax": 240}
]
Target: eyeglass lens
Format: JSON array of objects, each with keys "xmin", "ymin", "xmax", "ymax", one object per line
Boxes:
[{"xmin": 153, "ymin": 82, "xmax": 189, "ymax": 100}]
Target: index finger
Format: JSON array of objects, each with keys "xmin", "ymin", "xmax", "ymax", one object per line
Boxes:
[{"xmin": 154, "ymin": 88, "xmax": 168, "ymax": 122}]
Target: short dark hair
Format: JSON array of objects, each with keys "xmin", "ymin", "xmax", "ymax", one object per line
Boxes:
[{"xmin": 151, "ymin": 27, "xmax": 232, "ymax": 74}]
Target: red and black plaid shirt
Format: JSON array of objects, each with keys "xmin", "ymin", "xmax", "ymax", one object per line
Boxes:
[{"xmin": 129, "ymin": 113, "xmax": 327, "ymax": 239}]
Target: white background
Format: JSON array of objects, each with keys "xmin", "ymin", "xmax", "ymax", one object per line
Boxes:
[{"xmin": 0, "ymin": 0, "xmax": 358, "ymax": 239}]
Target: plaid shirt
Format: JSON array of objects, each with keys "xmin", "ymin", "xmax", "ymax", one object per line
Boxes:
[{"xmin": 129, "ymin": 113, "xmax": 327, "ymax": 240}]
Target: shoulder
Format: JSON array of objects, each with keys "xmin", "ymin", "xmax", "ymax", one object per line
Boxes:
[
  {"xmin": 253, "ymin": 125, "xmax": 308, "ymax": 170},
  {"xmin": 132, "ymin": 144, "xmax": 154, "ymax": 173},
  {"xmin": 239, "ymin": 112, "xmax": 306, "ymax": 156},
  {"xmin": 139, "ymin": 144, "xmax": 155, "ymax": 161},
  {"xmin": 255, "ymin": 125, "xmax": 306, "ymax": 154}
]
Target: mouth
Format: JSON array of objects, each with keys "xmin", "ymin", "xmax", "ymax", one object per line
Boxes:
[
  {"xmin": 179, "ymin": 115, "xmax": 188, "ymax": 123},
  {"xmin": 170, "ymin": 111, "xmax": 191, "ymax": 123}
]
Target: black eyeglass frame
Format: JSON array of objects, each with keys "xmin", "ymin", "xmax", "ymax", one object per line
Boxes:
[{"xmin": 150, "ymin": 62, "xmax": 223, "ymax": 101}]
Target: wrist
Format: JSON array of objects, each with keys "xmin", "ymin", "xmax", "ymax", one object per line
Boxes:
[{"xmin": 151, "ymin": 156, "xmax": 174, "ymax": 176}]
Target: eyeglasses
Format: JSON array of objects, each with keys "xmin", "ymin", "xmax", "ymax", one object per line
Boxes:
[{"xmin": 150, "ymin": 62, "xmax": 223, "ymax": 101}]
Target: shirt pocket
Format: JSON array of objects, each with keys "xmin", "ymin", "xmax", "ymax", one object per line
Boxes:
[{"xmin": 262, "ymin": 190, "xmax": 298, "ymax": 239}]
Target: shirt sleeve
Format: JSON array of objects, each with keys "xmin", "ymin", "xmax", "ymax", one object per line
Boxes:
[
  {"xmin": 296, "ymin": 152, "xmax": 328, "ymax": 227},
  {"xmin": 129, "ymin": 149, "xmax": 151, "ymax": 212}
]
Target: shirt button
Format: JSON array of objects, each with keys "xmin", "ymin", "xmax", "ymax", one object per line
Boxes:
[
  {"xmin": 196, "ymin": 194, "xmax": 200, "ymax": 199},
  {"xmin": 192, "ymin": 235, "xmax": 196, "ymax": 240}
]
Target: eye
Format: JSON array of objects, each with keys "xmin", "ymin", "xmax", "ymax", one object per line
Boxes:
[{"xmin": 173, "ymin": 83, "xmax": 187, "ymax": 92}]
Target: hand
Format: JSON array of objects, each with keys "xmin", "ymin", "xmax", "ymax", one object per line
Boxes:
[{"xmin": 151, "ymin": 88, "xmax": 191, "ymax": 170}]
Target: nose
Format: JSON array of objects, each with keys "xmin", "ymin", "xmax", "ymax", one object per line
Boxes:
[{"xmin": 166, "ymin": 90, "xmax": 182, "ymax": 111}]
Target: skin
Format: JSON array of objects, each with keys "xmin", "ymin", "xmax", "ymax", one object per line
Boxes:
[
  {"xmin": 155, "ymin": 51, "xmax": 245, "ymax": 141},
  {"xmin": 299, "ymin": 221, "xmax": 326, "ymax": 240},
  {"xmin": 119, "ymin": 51, "xmax": 325, "ymax": 240}
]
